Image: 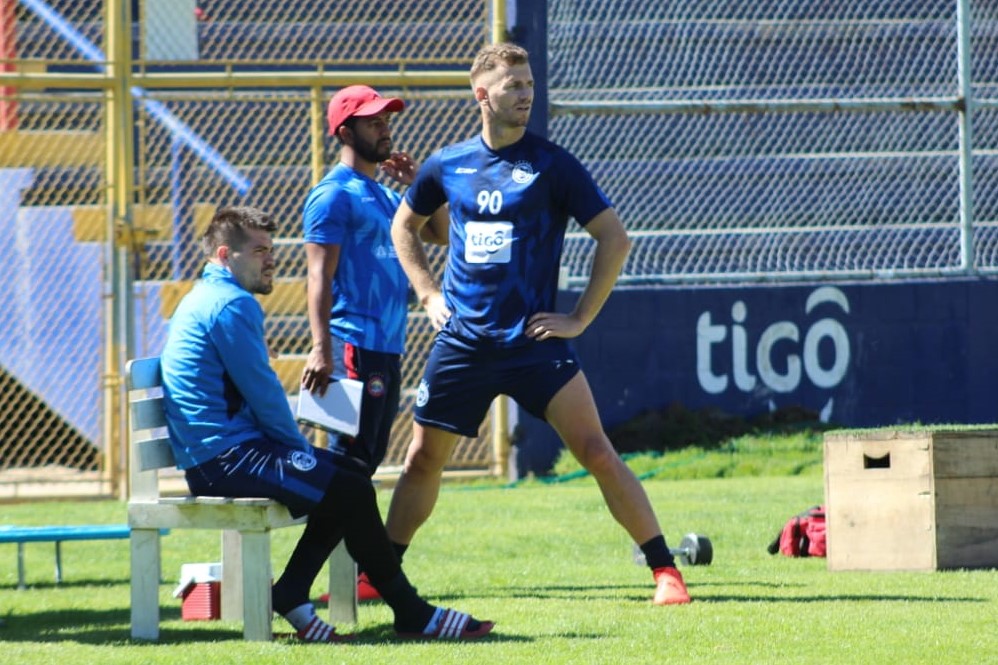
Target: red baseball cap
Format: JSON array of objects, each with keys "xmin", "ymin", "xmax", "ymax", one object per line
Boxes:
[{"xmin": 327, "ymin": 85, "xmax": 404, "ymax": 136}]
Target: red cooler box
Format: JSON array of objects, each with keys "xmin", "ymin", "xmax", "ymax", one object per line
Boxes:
[{"xmin": 172, "ymin": 562, "xmax": 222, "ymax": 621}]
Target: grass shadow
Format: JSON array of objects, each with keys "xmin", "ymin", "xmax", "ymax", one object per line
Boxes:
[
  {"xmin": 0, "ymin": 606, "xmax": 533, "ymax": 646},
  {"xmin": 1, "ymin": 577, "xmax": 131, "ymax": 591},
  {"xmin": 690, "ymin": 593, "xmax": 988, "ymax": 604},
  {"xmin": 432, "ymin": 583, "xmax": 988, "ymax": 606}
]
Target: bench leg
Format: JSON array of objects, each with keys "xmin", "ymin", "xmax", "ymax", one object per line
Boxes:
[
  {"xmin": 220, "ymin": 530, "xmax": 243, "ymax": 622},
  {"xmin": 240, "ymin": 530, "xmax": 272, "ymax": 641},
  {"xmin": 327, "ymin": 541, "xmax": 357, "ymax": 626},
  {"xmin": 130, "ymin": 528, "xmax": 162, "ymax": 640},
  {"xmin": 221, "ymin": 529, "xmax": 272, "ymax": 641}
]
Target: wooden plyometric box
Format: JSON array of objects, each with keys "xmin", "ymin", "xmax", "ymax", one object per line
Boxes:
[{"xmin": 823, "ymin": 429, "xmax": 998, "ymax": 571}]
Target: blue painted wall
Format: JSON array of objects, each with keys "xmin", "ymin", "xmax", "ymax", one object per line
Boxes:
[
  {"xmin": 0, "ymin": 169, "xmax": 103, "ymax": 443},
  {"xmin": 515, "ymin": 278, "xmax": 998, "ymax": 475},
  {"xmin": 0, "ymin": 169, "xmax": 169, "ymax": 448}
]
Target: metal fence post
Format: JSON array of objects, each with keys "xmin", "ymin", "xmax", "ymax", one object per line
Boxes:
[
  {"xmin": 105, "ymin": 0, "xmax": 137, "ymax": 498},
  {"xmin": 957, "ymin": 0, "xmax": 975, "ymax": 273}
]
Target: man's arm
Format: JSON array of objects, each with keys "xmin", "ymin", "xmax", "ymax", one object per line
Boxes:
[
  {"xmin": 213, "ymin": 299, "xmax": 311, "ymax": 450},
  {"xmin": 381, "ymin": 152, "xmax": 449, "ymax": 246},
  {"xmin": 526, "ymin": 208, "xmax": 631, "ymax": 340},
  {"xmin": 418, "ymin": 205, "xmax": 450, "ymax": 245},
  {"xmin": 391, "ymin": 199, "xmax": 451, "ymax": 329},
  {"xmin": 302, "ymin": 242, "xmax": 340, "ymax": 395},
  {"xmin": 570, "ymin": 207, "xmax": 631, "ymax": 327}
]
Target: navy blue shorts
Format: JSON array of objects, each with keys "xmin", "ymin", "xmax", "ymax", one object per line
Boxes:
[
  {"xmin": 184, "ymin": 439, "xmax": 356, "ymax": 518},
  {"xmin": 414, "ymin": 331, "xmax": 582, "ymax": 437}
]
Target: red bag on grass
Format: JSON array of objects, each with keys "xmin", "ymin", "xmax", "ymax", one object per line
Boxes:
[{"xmin": 767, "ymin": 505, "xmax": 826, "ymax": 557}]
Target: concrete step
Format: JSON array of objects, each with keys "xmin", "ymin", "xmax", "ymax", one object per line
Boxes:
[{"xmin": 0, "ymin": 130, "xmax": 103, "ymax": 168}]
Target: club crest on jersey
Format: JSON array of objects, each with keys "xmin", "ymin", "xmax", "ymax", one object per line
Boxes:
[
  {"xmin": 511, "ymin": 160, "xmax": 536, "ymax": 184},
  {"xmin": 289, "ymin": 450, "xmax": 317, "ymax": 472},
  {"xmin": 367, "ymin": 374, "xmax": 386, "ymax": 398},
  {"xmin": 416, "ymin": 379, "xmax": 430, "ymax": 407}
]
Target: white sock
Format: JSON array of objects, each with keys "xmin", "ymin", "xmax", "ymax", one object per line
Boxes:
[{"xmin": 282, "ymin": 602, "xmax": 316, "ymax": 631}]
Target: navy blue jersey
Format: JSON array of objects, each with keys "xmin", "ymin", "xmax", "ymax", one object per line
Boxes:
[
  {"xmin": 303, "ymin": 164, "xmax": 408, "ymax": 354},
  {"xmin": 405, "ymin": 132, "xmax": 612, "ymax": 346}
]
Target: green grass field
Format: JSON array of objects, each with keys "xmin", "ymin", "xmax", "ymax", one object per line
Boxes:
[{"xmin": 1, "ymin": 448, "xmax": 995, "ymax": 664}]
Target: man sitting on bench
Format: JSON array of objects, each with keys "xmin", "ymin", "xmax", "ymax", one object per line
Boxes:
[{"xmin": 160, "ymin": 205, "xmax": 494, "ymax": 642}]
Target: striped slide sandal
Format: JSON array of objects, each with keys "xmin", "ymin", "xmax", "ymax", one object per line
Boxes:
[{"xmin": 396, "ymin": 607, "xmax": 495, "ymax": 641}]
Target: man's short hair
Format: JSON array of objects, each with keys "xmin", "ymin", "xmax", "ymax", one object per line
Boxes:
[
  {"xmin": 200, "ymin": 206, "xmax": 277, "ymax": 257},
  {"xmin": 470, "ymin": 43, "xmax": 529, "ymax": 83}
]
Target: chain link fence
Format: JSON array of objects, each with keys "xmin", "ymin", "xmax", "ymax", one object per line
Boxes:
[
  {"xmin": 0, "ymin": 0, "xmax": 491, "ymax": 499},
  {"xmin": 550, "ymin": 0, "xmax": 998, "ymax": 284},
  {"xmin": 0, "ymin": 83, "xmax": 108, "ymax": 497},
  {"xmin": 132, "ymin": 88, "xmax": 484, "ymax": 475},
  {"xmin": 4, "ymin": 0, "xmax": 998, "ymax": 497}
]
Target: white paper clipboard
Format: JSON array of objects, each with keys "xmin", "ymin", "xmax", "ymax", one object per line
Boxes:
[{"xmin": 295, "ymin": 378, "xmax": 364, "ymax": 436}]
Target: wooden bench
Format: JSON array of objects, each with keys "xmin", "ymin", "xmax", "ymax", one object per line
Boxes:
[
  {"xmin": 126, "ymin": 356, "xmax": 357, "ymax": 641},
  {"xmin": 0, "ymin": 523, "xmax": 164, "ymax": 590}
]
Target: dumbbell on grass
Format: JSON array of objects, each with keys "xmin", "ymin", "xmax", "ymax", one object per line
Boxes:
[{"xmin": 632, "ymin": 533, "xmax": 713, "ymax": 566}]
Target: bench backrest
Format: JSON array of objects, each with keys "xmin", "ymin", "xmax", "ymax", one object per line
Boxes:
[{"xmin": 126, "ymin": 356, "xmax": 178, "ymax": 501}]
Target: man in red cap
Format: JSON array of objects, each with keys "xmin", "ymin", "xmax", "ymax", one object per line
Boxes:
[{"xmin": 301, "ymin": 85, "xmax": 448, "ymax": 601}]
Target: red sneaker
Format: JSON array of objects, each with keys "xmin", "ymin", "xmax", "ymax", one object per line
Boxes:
[
  {"xmin": 357, "ymin": 571, "xmax": 381, "ymax": 602},
  {"xmin": 315, "ymin": 572, "xmax": 382, "ymax": 605},
  {"xmin": 652, "ymin": 566, "xmax": 691, "ymax": 605}
]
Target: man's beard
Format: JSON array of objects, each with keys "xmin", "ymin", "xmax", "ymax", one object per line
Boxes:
[
  {"xmin": 251, "ymin": 277, "xmax": 274, "ymax": 295},
  {"xmin": 355, "ymin": 136, "xmax": 391, "ymax": 163}
]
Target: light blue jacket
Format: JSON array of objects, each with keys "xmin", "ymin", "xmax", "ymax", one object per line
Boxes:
[{"xmin": 160, "ymin": 263, "xmax": 310, "ymax": 469}]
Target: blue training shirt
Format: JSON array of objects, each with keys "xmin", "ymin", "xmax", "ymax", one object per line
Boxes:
[
  {"xmin": 161, "ymin": 263, "xmax": 311, "ymax": 469},
  {"xmin": 405, "ymin": 131, "xmax": 612, "ymax": 346},
  {"xmin": 303, "ymin": 163, "xmax": 408, "ymax": 354}
]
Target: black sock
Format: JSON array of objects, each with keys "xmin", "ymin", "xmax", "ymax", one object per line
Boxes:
[
  {"xmin": 640, "ymin": 534, "xmax": 676, "ymax": 570},
  {"xmin": 273, "ymin": 519, "xmax": 344, "ymax": 615},
  {"xmin": 359, "ymin": 542, "xmax": 407, "ymax": 578},
  {"xmin": 378, "ymin": 575, "xmax": 483, "ymax": 635},
  {"xmin": 319, "ymin": 470, "xmax": 446, "ymax": 632},
  {"xmin": 376, "ymin": 572, "xmax": 435, "ymax": 632}
]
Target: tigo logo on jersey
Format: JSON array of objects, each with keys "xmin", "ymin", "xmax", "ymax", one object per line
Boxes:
[{"xmin": 466, "ymin": 221, "xmax": 513, "ymax": 263}]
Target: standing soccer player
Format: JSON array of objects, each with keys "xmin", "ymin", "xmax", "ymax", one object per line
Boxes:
[
  {"xmin": 302, "ymin": 84, "xmax": 447, "ymax": 600},
  {"xmin": 302, "ymin": 85, "xmax": 448, "ymax": 473},
  {"xmin": 386, "ymin": 43, "xmax": 692, "ymax": 605}
]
